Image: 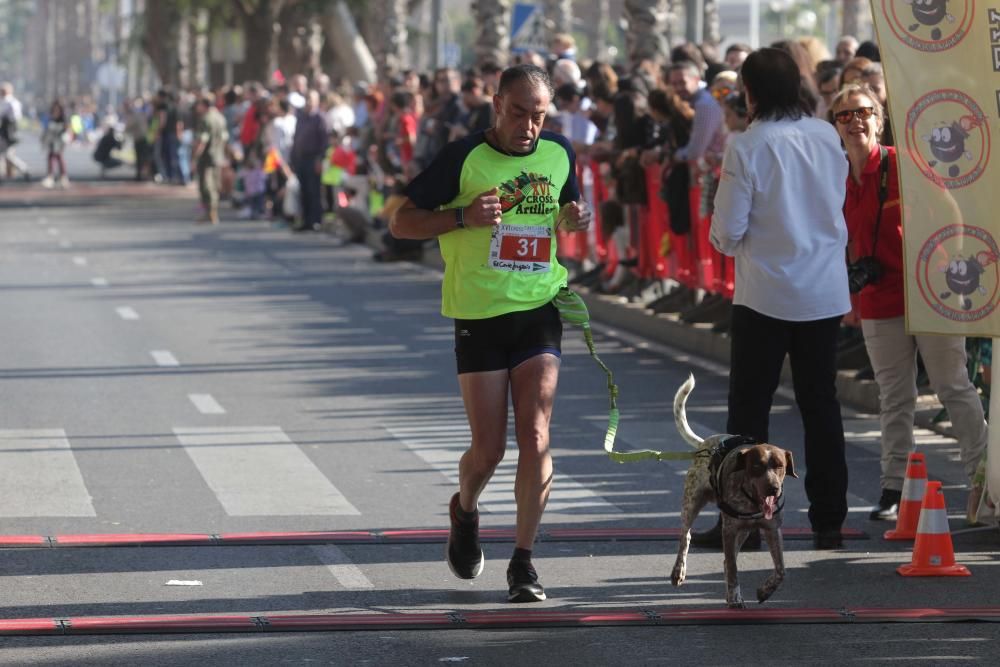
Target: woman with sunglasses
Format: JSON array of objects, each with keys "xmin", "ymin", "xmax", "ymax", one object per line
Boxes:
[{"xmin": 832, "ymin": 83, "xmax": 987, "ymax": 524}]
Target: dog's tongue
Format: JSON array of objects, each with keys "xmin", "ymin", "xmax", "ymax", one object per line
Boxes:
[{"xmin": 764, "ymin": 495, "xmax": 777, "ymax": 520}]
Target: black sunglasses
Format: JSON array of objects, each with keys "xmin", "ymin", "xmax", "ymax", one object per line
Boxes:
[{"xmin": 834, "ymin": 107, "xmax": 876, "ymax": 124}]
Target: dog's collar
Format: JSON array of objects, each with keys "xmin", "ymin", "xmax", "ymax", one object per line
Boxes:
[{"xmin": 709, "ymin": 436, "xmax": 784, "ymax": 521}]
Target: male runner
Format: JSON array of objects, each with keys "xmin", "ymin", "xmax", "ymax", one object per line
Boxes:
[{"xmin": 391, "ymin": 64, "xmax": 591, "ymax": 602}]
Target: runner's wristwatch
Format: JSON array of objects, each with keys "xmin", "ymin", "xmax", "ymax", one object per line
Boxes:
[{"xmin": 455, "ymin": 207, "xmax": 465, "ymax": 229}]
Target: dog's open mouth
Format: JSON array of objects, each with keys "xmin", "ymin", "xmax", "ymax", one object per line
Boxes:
[{"xmin": 763, "ymin": 495, "xmax": 778, "ymax": 520}]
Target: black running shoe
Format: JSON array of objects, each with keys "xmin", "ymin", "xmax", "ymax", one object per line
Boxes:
[
  {"xmin": 869, "ymin": 489, "xmax": 902, "ymax": 521},
  {"xmin": 446, "ymin": 493, "xmax": 484, "ymax": 579},
  {"xmin": 507, "ymin": 559, "xmax": 546, "ymax": 602}
]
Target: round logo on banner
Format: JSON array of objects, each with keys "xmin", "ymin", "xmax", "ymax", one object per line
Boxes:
[
  {"xmin": 904, "ymin": 89, "xmax": 989, "ymax": 189},
  {"xmin": 916, "ymin": 224, "xmax": 1000, "ymax": 321},
  {"xmin": 881, "ymin": 0, "xmax": 975, "ymax": 51}
]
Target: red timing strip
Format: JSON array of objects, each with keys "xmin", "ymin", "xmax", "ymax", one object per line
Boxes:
[
  {"xmin": 217, "ymin": 531, "xmax": 378, "ymax": 545},
  {"xmin": 0, "ymin": 527, "xmax": 868, "ymax": 549},
  {"xmin": 54, "ymin": 533, "xmax": 214, "ymax": 547},
  {"xmin": 0, "ymin": 536, "xmax": 48, "ymax": 547},
  {"xmin": 1, "ymin": 607, "xmax": 998, "ymax": 636}
]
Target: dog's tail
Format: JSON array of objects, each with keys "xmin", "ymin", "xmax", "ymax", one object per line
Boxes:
[{"xmin": 674, "ymin": 374, "xmax": 704, "ymax": 448}]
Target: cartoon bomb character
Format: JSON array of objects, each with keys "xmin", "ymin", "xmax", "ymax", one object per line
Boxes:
[
  {"xmin": 923, "ymin": 116, "xmax": 980, "ymax": 178},
  {"xmin": 939, "ymin": 254, "xmax": 989, "ymax": 311},
  {"xmin": 904, "ymin": 0, "xmax": 954, "ymax": 41}
]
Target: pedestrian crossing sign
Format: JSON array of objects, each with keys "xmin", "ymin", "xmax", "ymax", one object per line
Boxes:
[{"xmin": 511, "ymin": 3, "xmax": 548, "ymax": 54}]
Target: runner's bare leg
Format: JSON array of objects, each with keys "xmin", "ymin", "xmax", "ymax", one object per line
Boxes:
[
  {"xmin": 510, "ymin": 354, "xmax": 560, "ymax": 549},
  {"xmin": 457, "ymin": 369, "xmax": 509, "ymax": 512}
]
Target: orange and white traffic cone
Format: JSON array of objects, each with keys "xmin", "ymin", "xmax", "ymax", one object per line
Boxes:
[
  {"xmin": 885, "ymin": 452, "xmax": 928, "ymax": 541},
  {"xmin": 897, "ymin": 481, "xmax": 971, "ymax": 577}
]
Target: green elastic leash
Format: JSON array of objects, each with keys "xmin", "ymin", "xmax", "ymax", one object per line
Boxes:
[{"xmin": 552, "ymin": 288, "xmax": 696, "ymax": 464}]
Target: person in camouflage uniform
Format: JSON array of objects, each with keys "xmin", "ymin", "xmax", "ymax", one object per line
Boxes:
[{"xmin": 192, "ymin": 93, "xmax": 229, "ymax": 225}]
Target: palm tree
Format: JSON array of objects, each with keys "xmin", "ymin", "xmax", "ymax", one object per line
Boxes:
[
  {"xmin": 372, "ymin": 0, "xmax": 408, "ymax": 81},
  {"xmin": 624, "ymin": 0, "xmax": 670, "ymax": 66},
  {"xmin": 544, "ymin": 0, "xmax": 573, "ymax": 36},
  {"xmin": 472, "ymin": 0, "xmax": 511, "ymax": 68},
  {"xmin": 703, "ymin": 0, "xmax": 720, "ymax": 46},
  {"xmin": 842, "ymin": 0, "xmax": 869, "ymax": 39}
]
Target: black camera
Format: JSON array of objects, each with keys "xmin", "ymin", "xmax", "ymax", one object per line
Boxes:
[{"xmin": 847, "ymin": 256, "xmax": 882, "ymax": 294}]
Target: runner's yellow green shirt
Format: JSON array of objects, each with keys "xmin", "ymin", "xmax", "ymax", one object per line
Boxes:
[{"xmin": 404, "ymin": 130, "xmax": 580, "ymax": 319}]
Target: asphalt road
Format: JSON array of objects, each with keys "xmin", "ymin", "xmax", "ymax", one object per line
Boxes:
[{"xmin": 0, "ymin": 138, "xmax": 997, "ymax": 665}]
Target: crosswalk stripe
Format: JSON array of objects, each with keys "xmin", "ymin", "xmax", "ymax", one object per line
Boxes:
[
  {"xmin": 310, "ymin": 545, "xmax": 374, "ymax": 590},
  {"xmin": 386, "ymin": 419, "xmax": 622, "ymax": 515},
  {"xmin": 151, "ymin": 350, "xmax": 180, "ymax": 367},
  {"xmin": 72, "ymin": 256, "xmax": 87, "ymax": 266},
  {"xmin": 116, "ymin": 306, "xmax": 139, "ymax": 320},
  {"xmin": 188, "ymin": 394, "xmax": 224, "ymax": 414},
  {"xmin": 173, "ymin": 427, "xmax": 360, "ymax": 516},
  {"xmin": 0, "ymin": 429, "xmax": 96, "ymax": 517},
  {"xmin": 91, "ymin": 277, "xmax": 109, "ymax": 287}
]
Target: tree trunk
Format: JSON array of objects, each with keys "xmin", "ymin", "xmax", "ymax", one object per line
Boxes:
[
  {"xmin": 140, "ymin": 0, "xmax": 181, "ymax": 88},
  {"xmin": 543, "ymin": 0, "xmax": 573, "ymax": 36},
  {"xmin": 703, "ymin": 0, "xmax": 720, "ymax": 46},
  {"xmin": 665, "ymin": 0, "xmax": 683, "ymax": 47},
  {"xmin": 276, "ymin": 4, "xmax": 308, "ymax": 80},
  {"xmin": 624, "ymin": 0, "xmax": 670, "ymax": 67},
  {"xmin": 842, "ymin": 0, "xmax": 868, "ymax": 39},
  {"xmin": 371, "ymin": 0, "xmax": 408, "ymax": 81},
  {"xmin": 472, "ymin": 0, "xmax": 511, "ymax": 68},
  {"xmin": 192, "ymin": 9, "xmax": 210, "ymax": 89},
  {"xmin": 177, "ymin": 14, "xmax": 191, "ymax": 89},
  {"xmin": 592, "ymin": 0, "xmax": 609, "ymax": 61},
  {"xmin": 319, "ymin": 0, "xmax": 377, "ymax": 84},
  {"xmin": 235, "ymin": 0, "xmax": 284, "ymax": 84}
]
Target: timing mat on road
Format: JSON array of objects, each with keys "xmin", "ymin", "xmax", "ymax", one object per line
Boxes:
[
  {"xmin": 0, "ymin": 527, "xmax": 868, "ymax": 548},
  {"xmin": 1, "ymin": 607, "xmax": 998, "ymax": 636}
]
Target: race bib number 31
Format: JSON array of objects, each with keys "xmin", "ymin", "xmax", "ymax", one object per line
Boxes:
[{"xmin": 489, "ymin": 224, "xmax": 552, "ymax": 273}]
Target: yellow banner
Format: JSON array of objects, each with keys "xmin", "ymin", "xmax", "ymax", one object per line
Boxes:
[{"xmin": 872, "ymin": 1, "xmax": 1000, "ymax": 335}]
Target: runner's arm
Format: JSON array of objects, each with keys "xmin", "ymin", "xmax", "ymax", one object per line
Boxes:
[
  {"xmin": 390, "ymin": 199, "xmax": 461, "ymax": 240},
  {"xmin": 391, "ymin": 188, "xmax": 502, "ymax": 240}
]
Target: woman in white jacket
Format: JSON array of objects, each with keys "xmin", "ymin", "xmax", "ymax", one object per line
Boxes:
[{"xmin": 710, "ymin": 48, "xmax": 851, "ymax": 550}]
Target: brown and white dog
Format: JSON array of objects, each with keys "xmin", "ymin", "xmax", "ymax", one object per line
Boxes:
[{"xmin": 670, "ymin": 374, "xmax": 797, "ymax": 608}]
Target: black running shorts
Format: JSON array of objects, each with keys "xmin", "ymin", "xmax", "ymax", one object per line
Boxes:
[{"xmin": 454, "ymin": 302, "xmax": 563, "ymax": 374}]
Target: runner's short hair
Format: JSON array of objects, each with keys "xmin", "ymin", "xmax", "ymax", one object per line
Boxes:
[{"xmin": 498, "ymin": 64, "xmax": 554, "ymax": 99}]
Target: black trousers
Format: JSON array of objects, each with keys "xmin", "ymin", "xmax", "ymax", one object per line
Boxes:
[
  {"xmin": 295, "ymin": 162, "xmax": 323, "ymax": 227},
  {"xmin": 727, "ymin": 305, "xmax": 848, "ymax": 532}
]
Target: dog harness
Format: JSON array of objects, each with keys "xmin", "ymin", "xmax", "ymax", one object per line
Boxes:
[{"xmin": 708, "ymin": 435, "xmax": 785, "ymax": 520}]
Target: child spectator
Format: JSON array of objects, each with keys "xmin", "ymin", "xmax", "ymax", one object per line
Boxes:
[
  {"xmin": 41, "ymin": 100, "xmax": 69, "ymax": 189},
  {"xmin": 238, "ymin": 151, "xmax": 267, "ymax": 220}
]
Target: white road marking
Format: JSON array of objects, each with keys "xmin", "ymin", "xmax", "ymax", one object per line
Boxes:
[
  {"xmin": 72, "ymin": 256, "xmax": 88, "ymax": 266},
  {"xmin": 386, "ymin": 420, "xmax": 622, "ymax": 515},
  {"xmin": 59, "ymin": 240, "xmax": 73, "ymax": 248},
  {"xmin": 47, "ymin": 228, "xmax": 59, "ymax": 236},
  {"xmin": 173, "ymin": 427, "xmax": 360, "ymax": 516},
  {"xmin": 91, "ymin": 277, "xmax": 109, "ymax": 287},
  {"xmin": 0, "ymin": 429, "xmax": 97, "ymax": 517},
  {"xmin": 116, "ymin": 307, "xmax": 139, "ymax": 320},
  {"xmin": 151, "ymin": 350, "xmax": 180, "ymax": 367},
  {"xmin": 310, "ymin": 545, "xmax": 374, "ymax": 590},
  {"xmin": 188, "ymin": 394, "xmax": 225, "ymax": 414}
]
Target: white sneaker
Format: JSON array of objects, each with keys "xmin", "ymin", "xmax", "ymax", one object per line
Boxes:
[
  {"xmin": 59, "ymin": 176, "xmax": 70, "ymax": 189},
  {"xmin": 41, "ymin": 176, "xmax": 54, "ymax": 189},
  {"xmin": 237, "ymin": 207, "xmax": 252, "ymax": 220}
]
